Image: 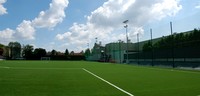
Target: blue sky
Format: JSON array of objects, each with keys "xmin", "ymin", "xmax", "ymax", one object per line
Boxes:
[{"xmin": 0, "ymin": 0, "xmax": 200, "ymax": 52}]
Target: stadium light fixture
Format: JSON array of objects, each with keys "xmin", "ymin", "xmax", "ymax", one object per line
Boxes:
[{"xmin": 123, "ymin": 20, "xmax": 129, "ymax": 63}]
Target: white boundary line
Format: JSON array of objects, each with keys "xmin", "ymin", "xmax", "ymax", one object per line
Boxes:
[
  {"xmin": 14, "ymin": 67, "xmax": 81, "ymax": 70},
  {"xmin": 13, "ymin": 68, "xmax": 82, "ymax": 70},
  {"xmin": 0, "ymin": 66, "xmax": 81, "ymax": 70},
  {"xmin": 82, "ymin": 68, "xmax": 134, "ymax": 96},
  {"xmin": 1, "ymin": 66, "xmax": 134, "ymax": 95},
  {"xmin": 0, "ymin": 66, "xmax": 10, "ymax": 69},
  {"xmin": 141, "ymin": 66, "xmax": 200, "ymax": 74}
]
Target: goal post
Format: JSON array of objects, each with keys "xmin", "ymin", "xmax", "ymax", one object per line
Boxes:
[{"xmin": 41, "ymin": 57, "xmax": 51, "ymax": 60}]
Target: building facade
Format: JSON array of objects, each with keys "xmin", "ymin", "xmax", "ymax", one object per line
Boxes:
[{"xmin": 87, "ymin": 42, "xmax": 105, "ymax": 61}]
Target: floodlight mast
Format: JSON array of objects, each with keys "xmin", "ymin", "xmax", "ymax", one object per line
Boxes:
[
  {"xmin": 118, "ymin": 39, "xmax": 122, "ymax": 63},
  {"xmin": 170, "ymin": 22, "xmax": 175, "ymax": 68},
  {"xmin": 123, "ymin": 20, "xmax": 129, "ymax": 63},
  {"xmin": 150, "ymin": 28, "xmax": 154, "ymax": 66}
]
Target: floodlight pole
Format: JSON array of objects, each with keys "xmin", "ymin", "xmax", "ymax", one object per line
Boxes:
[
  {"xmin": 87, "ymin": 43, "xmax": 89, "ymax": 49},
  {"xmin": 150, "ymin": 28, "xmax": 154, "ymax": 66},
  {"xmin": 118, "ymin": 40, "xmax": 122, "ymax": 63},
  {"xmin": 123, "ymin": 20, "xmax": 129, "ymax": 64},
  {"xmin": 170, "ymin": 22, "xmax": 175, "ymax": 68},
  {"xmin": 137, "ymin": 33, "xmax": 140, "ymax": 64},
  {"xmin": 86, "ymin": 43, "xmax": 90, "ymax": 58}
]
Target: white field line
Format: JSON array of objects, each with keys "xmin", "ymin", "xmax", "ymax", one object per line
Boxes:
[
  {"xmin": 141, "ymin": 66, "xmax": 200, "ymax": 74},
  {"xmin": 0, "ymin": 66, "xmax": 81, "ymax": 70},
  {"xmin": 13, "ymin": 67, "xmax": 82, "ymax": 70},
  {"xmin": 0, "ymin": 66, "xmax": 10, "ymax": 69},
  {"xmin": 82, "ymin": 68, "xmax": 134, "ymax": 96}
]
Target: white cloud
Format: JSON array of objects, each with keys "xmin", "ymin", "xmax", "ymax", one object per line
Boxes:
[
  {"xmin": 56, "ymin": 23, "xmax": 91, "ymax": 42},
  {"xmin": 32, "ymin": 0, "xmax": 68, "ymax": 29},
  {"xmin": 0, "ymin": 28, "xmax": 15, "ymax": 44},
  {"xmin": 196, "ymin": 6, "xmax": 200, "ymax": 9},
  {"xmin": 0, "ymin": 28, "xmax": 15, "ymax": 39},
  {"xmin": 56, "ymin": 0, "xmax": 182, "ymax": 51},
  {"xmin": 0, "ymin": 21, "xmax": 35, "ymax": 44},
  {"xmin": 56, "ymin": 32, "xmax": 72, "ymax": 41},
  {"xmin": 0, "ymin": 0, "xmax": 69, "ymax": 44},
  {"xmin": 151, "ymin": 0, "xmax": 182, "ymax": 19},
  {"xmin": 16, "ymin": 20, "xmax": 35, "ymax": 40},
  {"xmin": 195, "ymin": 2, "xmax": 200, "ymax": 9},
  {"xmin": 0, "ymin": 0, "xmax": 7, "ymax": 15}
]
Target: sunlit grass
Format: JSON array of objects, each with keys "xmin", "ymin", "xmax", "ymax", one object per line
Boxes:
[{"xmin": 0, "ymin": 61, "xmax": 200, "ymax": 96}]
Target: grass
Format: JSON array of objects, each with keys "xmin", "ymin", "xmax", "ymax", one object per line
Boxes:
[{"xmin": 0, "ymin": 60, "xmax": 200, "ymax": 96}]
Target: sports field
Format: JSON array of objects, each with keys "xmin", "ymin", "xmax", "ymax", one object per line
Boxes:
[{"xmin": 0, "ymin": 61, "xmax": 200, "ymax": 96}]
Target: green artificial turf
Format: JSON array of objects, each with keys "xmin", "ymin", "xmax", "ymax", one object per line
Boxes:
[{"xmin": 0, "ymin": 61, "xmax": 200, "ymax": 96}]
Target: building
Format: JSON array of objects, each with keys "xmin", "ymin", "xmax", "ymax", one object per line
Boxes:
[
  {"xmin": 0, "ymin": 44, "xmax": 10, "ymax": 59},
  {"xmin": 88, "ymin": 41, "xmax": 136, "ymax": 63},
  {"xmin": 88, "ymin": 42, "xmax": 105, "ymax": 61},
  {"xmin": 105, "ymin": 42, "xmax": 136, "ymax": 63}
]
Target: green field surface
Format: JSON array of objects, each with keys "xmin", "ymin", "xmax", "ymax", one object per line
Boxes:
[{"xmin": 0, "ymin": 61, "xmax": 200, "ymax": 96}]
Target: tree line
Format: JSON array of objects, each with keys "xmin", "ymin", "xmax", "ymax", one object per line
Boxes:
[
  {"xmin": 0, "ymin": 42, "xmax": 86, "ymax": 60},
  {"xmin": 143, "ymin": 28, "xmax": 200, "ymax": 51}
]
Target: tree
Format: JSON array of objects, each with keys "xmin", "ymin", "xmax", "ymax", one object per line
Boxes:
[
  {"xmin": 22, "ymin": 44, "xmax": 34, "ymax": 59},
  {"xmin": 0, "ymin": 48, "xmax": 3, "ymax": 56},
  {"xmin": 34, "ymin": 48, "xmax": 47, "ymax": 59},
  {"xmin": 0, "ymin": 43, "xmax": 4, "ymax": 47},
  {"xmin": 65, "ymin": 49, "xmax": 69, "ymax": 56},
  {"xmin": 8, "ymin": 42, "xmax": 21, "ymax": 59},
  {"xmin": 174, "ymin": 33, "xmax": 185, "ymax": 48},
  {"xmin": 51, "ymin": 49, "xmax": 57, "ymax": 56},
  {"xmin": 142, "ymin": 41, "xmax": 152, "ymax": 52},
  {"xmin": 192, "ymin": 28, "xmax": 200, "ymax": 41},
  {"xmin": 153, "ymin": 35, "xmax": 174, "ymax": 50},
  {"xmin": 0, "ymin": 44, "xmax": 4, "ymax": 56},
  {"xmin": 80, "ymin": 50, "xmax": 84, "ymax": 54},
  {"xmin": 84, "ymin": 48, "xmax": 91, "ymax": 57},
  {"xmin": 70, "ymin": 51, "xmax": 74, "ymax": 55}
]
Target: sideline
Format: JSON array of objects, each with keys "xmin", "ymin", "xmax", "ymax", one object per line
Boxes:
[
  {"xmin": 141, "ymin": 66, "xmax": 200, "ymax": 74},
  {"xmin": 0, "ymin": 66, "xmax": 81, "ymax": 70}
]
